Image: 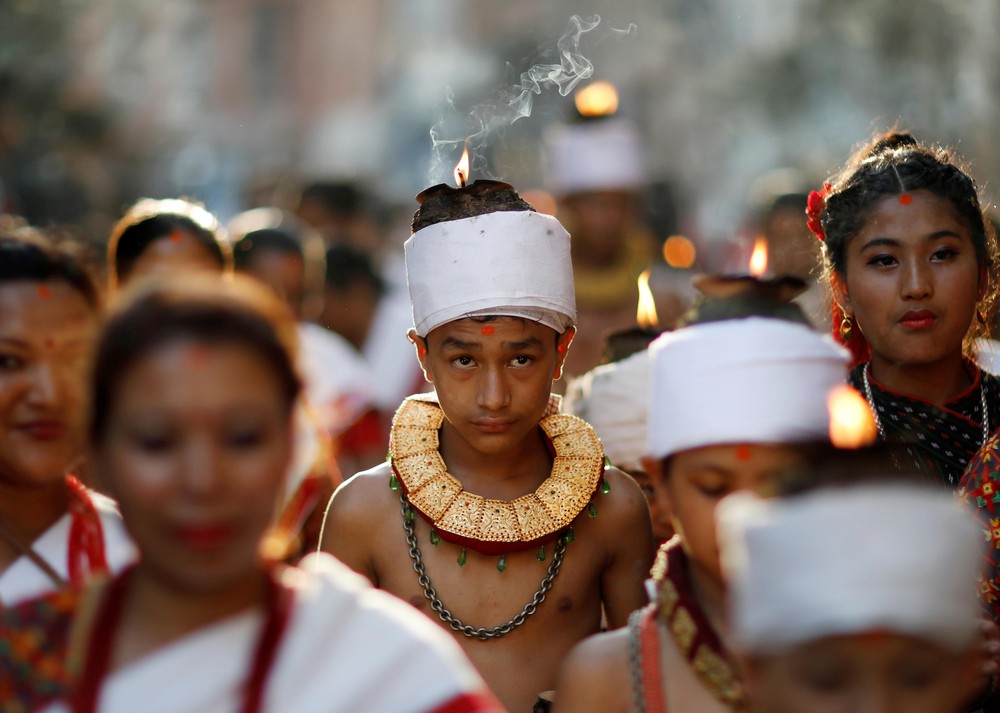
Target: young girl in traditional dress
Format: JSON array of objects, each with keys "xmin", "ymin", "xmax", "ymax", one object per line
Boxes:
[
  {"xmin": 1, "ymin": 276, "xmax": 500, "ymax": 713},
  {"xmin": 0, "ymin": 230, "xmax": 135, "ymax": 606},
  {"xmin": 810, "ymin": 131, "xmax": 1000, "ymax": 486}
]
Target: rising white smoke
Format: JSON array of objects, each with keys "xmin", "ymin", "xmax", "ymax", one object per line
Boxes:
[{"xmin": 427, "ymin": 14, "xmax": 637, "ymax": 184}]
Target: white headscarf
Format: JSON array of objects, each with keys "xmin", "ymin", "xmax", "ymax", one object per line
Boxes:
[
  {"xmin": 717, "ymin": 485, "xmax": 982, "ymax": 653},
  {"xmin": 647, "ymin": 317, "xmax": 849, "ymax": 460},
  {"xmin": 405, "ymin": 210, "xmax": 575, "ymax": 337}
]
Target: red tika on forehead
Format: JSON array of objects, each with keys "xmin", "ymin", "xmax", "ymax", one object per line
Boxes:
[
  {"xmin": 36, "ymin": 284, "xmax": 52, "ymax": 299},
  {"xmin": 899, "ymin": 193, "xmax": 913, "ymax": 205},
  {"xmin": 735, "ymin": 445, "xmax": 752, "ymax": 462},
  {"xmin": 185, "ymin": 344, "xmax": 211, "ymax": 368},
  {"xmin": 480, "ymin": 325, "xmax": 496, "ymax": 337}
]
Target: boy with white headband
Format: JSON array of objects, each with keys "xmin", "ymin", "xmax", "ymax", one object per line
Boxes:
[
  {"xmin": 552, "ymin": 292, "xmax": 850, "ymax": 713},
  {"xmin": 321, "ymin": 181, "xmax": 655, "ymax": 713},
  {"xmin": 565, "ymin": 348, "xmax": 673, "ymax": 543},
  {"xmin": 717, "ymin": 480, "xmax": 984, "ymax": 713}
]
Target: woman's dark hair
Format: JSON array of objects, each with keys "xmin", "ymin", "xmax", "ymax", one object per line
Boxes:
[
  {"xmin": 818, "ymin": 131, "xmax": 998, "ymax": 357},
  {"xmin": 0, "ymin": 228, "xmax": 101, "ymax": 308},
  {"xmin": 90, "ymin": 275, "xmax": 301, "ymax": 444},
  {"xmin": 108, "ymin": 198, "xmax": 232, "ymax": 288}
]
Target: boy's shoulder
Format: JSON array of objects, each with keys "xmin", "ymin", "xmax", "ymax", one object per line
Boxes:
[{"xmin": 328, "ymin": 461, "xmax": 400, "ymax": 522}]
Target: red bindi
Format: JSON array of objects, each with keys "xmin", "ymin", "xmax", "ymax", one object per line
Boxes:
[
  {"xmin": 858, "ymin": 631, "xmax": 888, "ymax": 650},
  {"xmin": 481, "ymin": 325, "xmax": 496, "ymax": 337},
  {"xmin": 36, "ymin": 284, "xmax": 52, "ymax": 299},
  {"xmin": 169, "ymin": 229, "xmax": 184, "ymax": 243},
  {"xmin": 185, "ymin": 345, "xmax": 211, "ymax": 368},
  {"xmin": 735, "ymin": 445, "xmax": 752, "ymax": 461},
  {"xmin": 898, "ymin": 193, "xmax": 913, "ymax": 205}
]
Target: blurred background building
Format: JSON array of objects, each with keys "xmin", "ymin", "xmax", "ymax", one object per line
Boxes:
[{"xmin": 3, "ymin": 0, "xmax": 998, "ymax": 261}]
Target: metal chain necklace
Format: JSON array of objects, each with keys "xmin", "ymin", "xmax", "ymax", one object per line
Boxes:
[
  {"xmin": 862, "ymin": 363, "xmax": 990, "ymax": 445},
  {"xmin": 400, "ymin": 492, "xmax": 568, "ymax": 640}
]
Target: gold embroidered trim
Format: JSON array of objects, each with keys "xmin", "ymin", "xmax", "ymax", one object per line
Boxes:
[{"xmin": 389, "ymin": 397, "xmax": 605, "ymax": 544}]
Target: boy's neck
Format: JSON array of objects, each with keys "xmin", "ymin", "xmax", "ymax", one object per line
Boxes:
[
  {"xmin": 869, "ymin": 351, "xmax": 973, "ymax": 406},
  {"xmin": 687, "ymin": 558, "xmax": 732, "ymax": 651},
  {"xmin": 438, "ymin": 420, "xmax": 554, "ymax": 497}
]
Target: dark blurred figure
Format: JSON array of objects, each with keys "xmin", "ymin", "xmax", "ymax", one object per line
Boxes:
[
  {"xmin": 321, "ymin": 244, "xmax": 384, "ymax": 352},
  {"xmin": 296, "ymin": 180, "xmax": 381, "ymax": 254},
  {"xmin": 229, "ymin": 208, "xmax": 384, "ymax": 478},
  {"xmin": 322, "ymin": 243, "xmax": 427, "ymax": 420}
]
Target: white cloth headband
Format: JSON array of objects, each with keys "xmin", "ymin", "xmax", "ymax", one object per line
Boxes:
[
  {"xmin": 545, "ymin": 118, "xmax": 645, "ymax": 195},
  {"xmin": 647, "ymin": 317, "xmax": 849, "ymax": 459},
  {"xmin": 405, "ymin": 210, "xmax": 576, "ymax": 337},
  {"xmin": 717, "ymin": 485, "xmax": 982, "ymax": 653},
  {"xmin": 565, "ymin": 349, "xmax": 649, "ymax": 471}
]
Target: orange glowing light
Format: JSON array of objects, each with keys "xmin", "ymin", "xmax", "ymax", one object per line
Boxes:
[
  {"xmin": 454, "ymin": 146, "xmax": 470, "ymax": 188},
  {"xmin": 637, "ymin": 269, "xmax": 659, "ymax": 329},
  {"xmin": 662, "ymin": 235, "xmax": 697, "ymax": 269},
  {"xmin": 575, "ymin": 81, "xmax": 619, "ymax": 118},
  {"xmin": 749, "ymin": 236, "xmax": 768, "ymax": 277},
  {"xmin": 827, "ymin": 385, "xmax": 878, "ymax": 449}
]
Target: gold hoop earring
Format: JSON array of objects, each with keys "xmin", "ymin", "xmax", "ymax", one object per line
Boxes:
[{"xmin": 840, "ymin": 313, "xmax": 853, "ymax": 341}]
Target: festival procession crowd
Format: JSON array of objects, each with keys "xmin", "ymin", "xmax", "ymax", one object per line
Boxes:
[{"xmin": 6, "ymin": 70, "xmax": 1000, "ymax": 713}]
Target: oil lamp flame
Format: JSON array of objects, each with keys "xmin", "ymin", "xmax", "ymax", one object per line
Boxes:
[
  {"xmin": 749, "ymin": 236, "xmax": 768, "ymax": 277},
  {"xmin": 454, "ymin": 146, "xmax": 470, "ymax": 188},
  {"xmin": 636, "ymin": 269, "xmax": 659, "ymax": 329},
  {"xmin": 575, "ymin": 81, "xmax": 619, "ymax": 118},
  {"xmin": 827, "ymin": 385, "xmax": 878, "ymax": 449}
]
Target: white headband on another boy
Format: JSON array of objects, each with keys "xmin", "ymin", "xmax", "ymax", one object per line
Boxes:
[
  {"xmin": 545, "ymin": 118, "xmax": 645, "ymax": 195},
  {"xmin": 405, "ymin": 210, "xmax": 576, "ymax": 338},
  {"xmin": 647, "ymin": 317, "xmax": 849, "ymax": 460},
  {"xmin": 565, "ymin": 349, "xmax": 649, "ymax": 471},
  {"xmin": 717, "ymin": 485, "xmax": 982, "ymax": 653}
]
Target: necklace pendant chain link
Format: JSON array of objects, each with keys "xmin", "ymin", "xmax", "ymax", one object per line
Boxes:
[
  {"xmin": 400, "ymin": 493, "xmax": 568, "ymax": 640},
  {"xmin": 862, "ymin": 364, "xmax": 990, "ymax": 446}
]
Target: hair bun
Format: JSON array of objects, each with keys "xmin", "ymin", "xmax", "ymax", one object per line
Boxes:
[{"xmin": 868, "ymin": 132, "xmax": 919, "ymax": 158}]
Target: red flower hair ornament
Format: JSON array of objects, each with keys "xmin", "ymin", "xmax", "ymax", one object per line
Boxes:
[{"xmin": 806, "ymin": 182, "xmax": 832, "ymax": 242}]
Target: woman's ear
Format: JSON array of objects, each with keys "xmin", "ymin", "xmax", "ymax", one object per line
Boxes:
[
  {"xmin": 553, "ymin": 327, "xmax": 576, "ymax": 380},
  {"xmin": 407, "ymin": 329, "xmax": 432, "ymax": 383}
]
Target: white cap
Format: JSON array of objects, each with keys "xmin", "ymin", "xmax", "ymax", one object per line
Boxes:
[
  {"xmin": 647, "ymin": 318, "xmax": 849, "ymax": 460},
  {"xmin": 564, "ymin": 349, "xmax": 649, "ymax": 471},
  {"xmin": 545, "ymin": 118, "xmax": 644, "ymax": 195},
  {"xmin": 717, "ymin": 485, "xmax": 982, "ymax": 653},
  {"xmin": 404, "ymin": 210, "xmax": 576, "ymax": 337}
]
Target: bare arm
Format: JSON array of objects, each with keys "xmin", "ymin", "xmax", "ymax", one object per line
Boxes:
[
  {"xmin": 318, "ymin": 466, "xmax": 391, "ymax": 586},
  {"xmin": 599, "ymin": 468, "xmax": 656, "ymax": 629},
  {"xmin": 552, "ymin": 629, "xmax": 633, "ymax": 713}
]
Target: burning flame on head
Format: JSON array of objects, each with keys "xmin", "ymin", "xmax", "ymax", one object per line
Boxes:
[
  {"xmin": 637, "ymin": 269, "xmax": 659, "ymax": 329},
  {"xmin": 749, "ymin": 236, "xmax": 768, "ymax": 277},
  {"xmin": 827, "ymin": 385, "xmax": 878, "ymax": 449},
  {"xmin": 454, "ymin": 146, "xmax": 470, "ymax": 188},
  {"xmin": 575, "ymin": 80, "xmax": 619, "ymax": 117}
]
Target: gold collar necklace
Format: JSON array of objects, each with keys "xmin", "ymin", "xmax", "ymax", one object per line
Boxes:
[{"xmin": 388, "ymin": 395, "xmax": 608, "ymax": 557}]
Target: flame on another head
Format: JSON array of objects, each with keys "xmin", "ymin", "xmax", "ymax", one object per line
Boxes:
[
  {"xmin": 749, "ymin": 236, "xmax": 768, "ymax": 277},
  {"xmin": 827, "ymin": 385, "xmax": 878, "ymax": 449},
  {"xmin": 637, "ymin": 269, "xmax": 659, "ymax": 329},
  {"xmin": 575, "ymin": 81, "xmax": 619, "ymax": 117},
  {"xmin": 454, "ymin": 146, "xmax": 470, "ymax": 188}
]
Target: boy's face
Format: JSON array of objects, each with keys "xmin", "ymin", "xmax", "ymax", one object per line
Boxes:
[
  {"xmin": 412, "ymin": 317, "xmax": 572, "ymax": 457},
  {"xmin": 745, "ymin": 634, "xmax": 979, "ymax": 713},
  {"xmin": 643, "ymin": 443, "xmax": 802, "ymax": 586}
]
